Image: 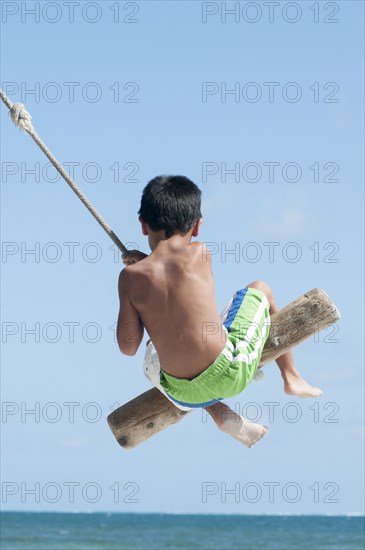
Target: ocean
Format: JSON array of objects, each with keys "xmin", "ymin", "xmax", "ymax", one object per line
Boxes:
[{"xmin": 1, "ymin": 512, "xmax": 364, "ymax": 550}]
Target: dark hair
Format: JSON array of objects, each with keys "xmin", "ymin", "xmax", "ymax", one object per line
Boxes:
[{"xmin": 138, "ymin": 175, "xmax": 202, "ymax": 238}]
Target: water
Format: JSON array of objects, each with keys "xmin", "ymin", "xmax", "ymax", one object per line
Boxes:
[{"xmin": 1, "ymin": 512, "xmax": 364, "ymax": 550}]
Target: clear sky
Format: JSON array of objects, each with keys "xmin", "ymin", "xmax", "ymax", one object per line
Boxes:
[{"xmin": 1, "ymin": 0, "xmax": 364, "ymax": 515}]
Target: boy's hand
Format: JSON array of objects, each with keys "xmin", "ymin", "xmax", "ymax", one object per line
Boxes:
[{"xmin": 122, "ymin": 250, "xmax": 148, "ymax": 266}]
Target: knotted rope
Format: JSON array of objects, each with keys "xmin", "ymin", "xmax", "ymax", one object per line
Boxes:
[{"xmin": 0, "ymin": 89, "xmax": 127, "ymax": 255}]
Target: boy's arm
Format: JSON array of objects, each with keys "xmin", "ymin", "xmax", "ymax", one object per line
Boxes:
[{"xmin": 116, "ymin": 269, "xmax": 144, "ymax": 356}]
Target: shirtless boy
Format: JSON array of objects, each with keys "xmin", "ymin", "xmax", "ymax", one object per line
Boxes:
[{"xmin": 117, "ymin": 175, "xmax": 322, "ymax": 447}]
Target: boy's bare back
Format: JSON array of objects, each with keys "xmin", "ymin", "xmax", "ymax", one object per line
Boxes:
[{"xmin": 117, "ymin": 236, "xmax": 226, "ymax": 379}]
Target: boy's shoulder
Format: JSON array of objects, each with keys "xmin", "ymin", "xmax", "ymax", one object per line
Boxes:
[
  {"xmin": 183, "ymin": 240, "xmax": 208, "ymax": 261},
  {"xmin": 118, "ymin": 261, "xmax": 144, "ymax": 287},
  {"xmin": 189, "ymin": 240, "xmax": 204, "ymax": 251}
]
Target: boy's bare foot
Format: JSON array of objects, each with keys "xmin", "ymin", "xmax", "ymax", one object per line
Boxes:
[
  {"xmin": 284, "ymin": 374, "xmax": 323, "ymax": 398},
  {"xmin": 219, "ymin": 416, "xmax": 268, "ymax": 448},
  {"xmin": 205, "ymin": 402, "xmax": 268, "ymax": 447}
]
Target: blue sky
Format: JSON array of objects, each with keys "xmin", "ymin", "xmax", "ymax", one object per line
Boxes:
[{"xmin": 1, "ymin": 1, "xmax": 364, "ymax": 514}]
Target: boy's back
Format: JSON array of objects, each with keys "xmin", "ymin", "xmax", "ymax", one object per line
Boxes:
[{"xmin": 119, "ymin": 236, "xmax": 225, "ymax": 379}]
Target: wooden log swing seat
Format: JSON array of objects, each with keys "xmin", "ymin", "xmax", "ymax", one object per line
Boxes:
[{"xmin": 107, "ymin": 288, "xmax": 340, "ymax": 449}]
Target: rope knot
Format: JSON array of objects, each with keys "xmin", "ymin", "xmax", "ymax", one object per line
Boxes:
[{"xmin": 10, "ymin": 102, "xmax": 33, "ymax": 132}]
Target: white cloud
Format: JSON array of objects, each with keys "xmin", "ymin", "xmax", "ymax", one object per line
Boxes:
[{"xmin": 250, "ymin": 199, "xmax": 313, "ymax": 239}]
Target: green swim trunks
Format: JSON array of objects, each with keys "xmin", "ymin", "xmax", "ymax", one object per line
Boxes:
[{"xmin": 159, "ymin": 287, "xmax": 271, "ymax": 408}]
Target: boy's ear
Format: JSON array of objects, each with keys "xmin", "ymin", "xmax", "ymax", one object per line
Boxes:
[
  {"xmin": 139, "ymin": 216, "xmax": 149, "ymax": 236},
  {"xmin": 191, "ymin": 218, "xmax": 203, "ymax": 237}
]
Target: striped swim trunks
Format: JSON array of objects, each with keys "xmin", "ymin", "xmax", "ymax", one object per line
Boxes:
[{"xmin": 158, "ymin": 287, "xmax": 271, "ymax": 409}]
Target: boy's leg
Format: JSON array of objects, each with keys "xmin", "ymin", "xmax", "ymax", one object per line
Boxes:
[
  {"xmin": 204, "ymin": 402, "xmax": 268, "ymax": 448},
  {"xmin": 247, "ymin": 281, "xmax": 322, "ymax": 398}
]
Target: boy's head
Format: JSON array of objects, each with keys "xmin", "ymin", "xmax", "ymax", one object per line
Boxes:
[{"xmin": 138, "ymin": 175, "xmax": 202, "ymax": 239}]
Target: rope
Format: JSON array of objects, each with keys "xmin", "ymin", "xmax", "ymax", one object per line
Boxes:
[{"xmin": 0, "ymin": 89, "xmax": 128, "ymax": 255}]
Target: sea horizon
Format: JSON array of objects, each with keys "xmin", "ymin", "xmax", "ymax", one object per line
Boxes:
[
  {"xmin": 1, "ymin": 510, "xmax": 364, "ymax": 516},
  {"xmin": 1, "ymin": 511, "xmax": 364, "ymax": 550}
]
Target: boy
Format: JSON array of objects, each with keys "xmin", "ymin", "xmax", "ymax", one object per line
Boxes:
[{"xmin": 117, "ymin": 175, "xmax": 322, "ymax": 447}]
